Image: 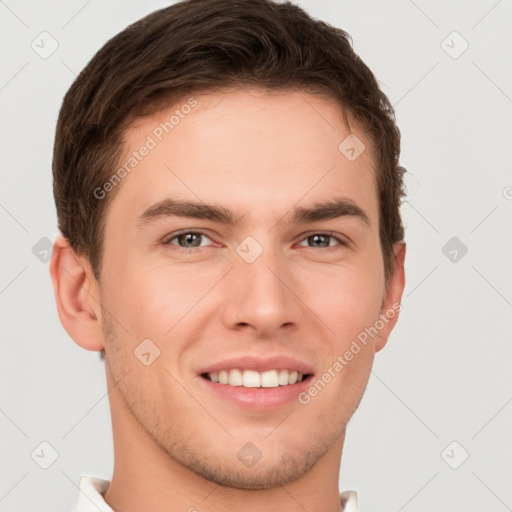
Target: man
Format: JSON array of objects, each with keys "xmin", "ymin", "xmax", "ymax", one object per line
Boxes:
[{"xmin": 49, "ymin": 0, "xmax": 406, "ymax": 510}]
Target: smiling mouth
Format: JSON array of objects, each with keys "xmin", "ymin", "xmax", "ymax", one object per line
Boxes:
[{"xmin": 201, "ymin": 368, "xmax": 313, "ymax": 388}]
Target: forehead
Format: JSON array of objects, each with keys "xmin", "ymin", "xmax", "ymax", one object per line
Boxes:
[{"xmin": 107, "ymin": 88, "xmax": 378, "ymax": 230}]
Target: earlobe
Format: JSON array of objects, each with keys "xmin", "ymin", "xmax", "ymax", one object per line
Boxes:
[
  {"xmin": 375, "ymin": 241, "xmax": 406, "ymax": 352},
  {"xmin": 49, "ymin": 237, "xmax": 105, "ymax": 352}
]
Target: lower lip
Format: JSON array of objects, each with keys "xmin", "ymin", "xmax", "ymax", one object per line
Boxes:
[{"xmin": 198, "ymin": 375, "xmax": 314, "ymax": 411}]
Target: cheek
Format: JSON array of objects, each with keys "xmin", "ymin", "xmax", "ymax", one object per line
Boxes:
[
  {"xmin": 294, "ymin": 262, "xmax": 384, "ymax": 343},
  {"xmin": 101, "ymin": 261, "xmax": 218, "ymax": 343}
]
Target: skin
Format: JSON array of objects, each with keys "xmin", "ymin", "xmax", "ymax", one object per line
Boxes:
[{"xmin": 50, "ymin": 88, "xmax": 406, "ymax": 512}]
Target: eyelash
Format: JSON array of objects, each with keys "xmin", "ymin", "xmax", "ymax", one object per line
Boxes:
[{"xmin": 162, "ymin": 230, "xmax": 348, "ymax": 252}]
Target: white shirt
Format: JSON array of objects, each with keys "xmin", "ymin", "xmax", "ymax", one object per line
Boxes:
[{"xmin": 72, "ymin": 475, "xmax": 359, "ymax": 511}]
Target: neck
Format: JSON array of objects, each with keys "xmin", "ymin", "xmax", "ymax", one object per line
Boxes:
[{"xmin": 103, "ymin": 366, "xmax": 345, "ymax": 512}]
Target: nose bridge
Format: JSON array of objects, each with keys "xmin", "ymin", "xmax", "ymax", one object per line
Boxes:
[
  {"xmin": 221, "ymin": 235, "xmax": 301, "ymax": 334},
  {"xmin": 241, "ymin": 241, "xmax": 281, "ymax": 289},
  {"xmin": 237, "ymin": 237, "xmax": 287, "ymax": 300}
]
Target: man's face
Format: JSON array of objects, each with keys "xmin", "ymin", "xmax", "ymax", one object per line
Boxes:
[{"xmin": 96, "ymin": 88, "xmax": 402, "ymax": 489}]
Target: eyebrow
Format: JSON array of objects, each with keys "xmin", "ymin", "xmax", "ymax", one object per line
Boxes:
[{"xmin": 138, "ymin": 197, "xmax": 370, "ymax": 227}]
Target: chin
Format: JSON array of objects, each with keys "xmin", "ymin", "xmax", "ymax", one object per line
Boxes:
[
  {"xmin": 185, "ymin": 454, "xmax": 318, "ymax": 490},
  {"xmin": 158, "ymin": 429, "xmax": 336, "ymax": 490}
]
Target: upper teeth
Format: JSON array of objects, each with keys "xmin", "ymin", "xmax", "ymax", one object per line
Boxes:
[{"xmin": 207, "ymin": 369, "xmax": 305, "ymax": 388}]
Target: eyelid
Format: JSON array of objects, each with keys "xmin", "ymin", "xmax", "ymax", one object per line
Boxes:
[
  {"xmin": 162, "ymin": 229, "xmax": 216, "ymax": 246},
  {"xmin": 297, "ymin": 231, "xmax": 349, "ymax": 247}
]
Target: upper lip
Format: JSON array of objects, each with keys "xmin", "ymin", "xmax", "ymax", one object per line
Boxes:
[{"xmin": 198, "ymin": 355, "xmax": 315, "ymax": 375}]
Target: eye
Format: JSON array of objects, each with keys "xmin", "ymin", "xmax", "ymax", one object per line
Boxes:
[
  {"xmin": 163, "ymin": 231, "xmax": 214, "ymax": 250},
  {"xmin": 162, "ymin": 230, "xmax": 347, "ymax": 252},
  {"xmin": 297, "ymin": 233, "xmax": 347, "ymax": 249}
]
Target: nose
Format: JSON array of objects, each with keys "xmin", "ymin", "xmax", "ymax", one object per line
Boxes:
[{"xmin": 220, "ymin": 244, "xmax": 302, "ymax": 338}]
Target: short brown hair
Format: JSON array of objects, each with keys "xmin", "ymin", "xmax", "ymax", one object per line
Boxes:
[{"xmin": 53, "ymin": 0, "xmax": 406, "ymax": 283}]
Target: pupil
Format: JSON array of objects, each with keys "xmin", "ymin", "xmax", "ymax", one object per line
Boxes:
[
  {"xmin": 311, "ymin": 234, "xmax": 328, "ymax": 247},
  {"xmin": 181, "ymin": 233, "xmax": 200, "ymax": 247}
]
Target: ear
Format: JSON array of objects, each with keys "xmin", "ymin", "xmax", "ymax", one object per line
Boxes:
[
  {"xmin": 375, "ymin": 241, "xmax": 406, "ymax": 352},
  {"xmin": 49, "ymin": 236, "xmax": 105, "ymax": 352}
]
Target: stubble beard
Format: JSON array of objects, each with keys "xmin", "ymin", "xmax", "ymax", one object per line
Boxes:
[{"xmin": 101, "ymin": 314, "xmax": 351, "ymax": 490}]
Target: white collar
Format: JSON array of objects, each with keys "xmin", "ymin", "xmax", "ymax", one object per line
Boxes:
[
  {"xmin": 72, "ymin": 476, "xmax": 113, "ymax": 512},
  {"xmin": 72, "ymin": 475, "xmax": 359, "ymax": 511}
]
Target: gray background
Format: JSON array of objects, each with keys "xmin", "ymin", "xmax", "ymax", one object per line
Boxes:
[{"xmin": 1, "ymin": 1, "xmax": 511, "ymax": 511}]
